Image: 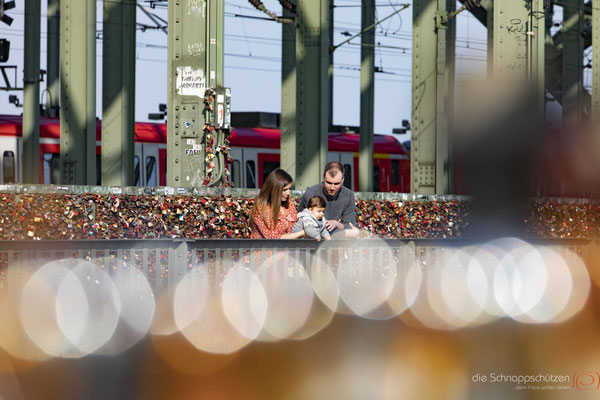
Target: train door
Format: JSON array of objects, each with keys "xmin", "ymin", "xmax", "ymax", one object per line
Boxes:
[
  {"xmin": 0, "ymin": 137, "xmax": 19, "ymax": 183},
  {"xmin": 134, "ymin": 143, "xmax": 159, "ymax": 186},
  {"xmin": 143, "ymin": 144, "xmax": 159, "ymax": 186},
  {"xmin": 389, "ymin": 158, "xmax": 401, "ymax": 192},
  {"xmin": 340, "ymin": 152, "xmax": 354, "ymax": 191},
  {"xmin": 242, "ymin": 148, "xmax": 258, "ymax": 189},
  {"xmin": 388, "ymin": 157, "xmax": 410, "ymax": 193},
  {"xmin": 228, "ymin": 148, "xmax": 243, "ymax": 188}
]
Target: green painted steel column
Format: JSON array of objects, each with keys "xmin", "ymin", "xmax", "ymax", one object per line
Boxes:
[
  {"xmin": 167, "ymin": 0, "xmax": 206, "ymax": 187},
  {"xmin": 562, "ymin": 0, "xmax": 585, "ymax": 131},
  {"xmin": 207, "ymin": 0, "xmax": 224, "ymax": 88},
  {"xmin": 206, "ymin": 0, "xmax": 230, "ymax": 187},
  {"xmin": 593, "ymin": 0, "xmax": 600, "ymax": 122},
  {"xmin": 281, "ymin": 6, "xmax": 296, "ymax": 178},
  {"xmin": 46, "ymin": 0, "xmax": 59, "ymax": 117},
  {"xmin": 411, "ymin": 0, "xmax": 454, "ymax": 194},
  {"xmin": 102, "ymin": 0, "xmax": 136, "ymax": 186},
  {"xmin": 295, "ymin": 0, "xmax": 330, "ymax": 190},
  {"xmin": 412, "ymin": 0, "xmax": 436, "ymax": 194},
  {"xmin": 85, "ymin": 0, "xmax": 96, "ymax": 184},
  {"xmin": 482, "ymin": 0, "xmax": 493, "ymax": 75},
  {"xmin": 493, "ymin": 0, "xmax": 544, "ymax": 108},
  {"xmin": 60, "ymin": 0, "xmax": 96, "ymax": 185},
  {"xmin": 530, "ymin": 0, "xmax": 545, "ymax": 120},
  {"xmin": 168, "ymin": 0, "xmax": 228, "ymax": 188},
  {"xmin": 23, "ymin": 0, "xmax": 41, "ymax": 184},
  {"xmin": 437, "ymin": 0, "xmax": 455, "ymax": 194},
  {"xmin": 492, "ymin": 0, "xmax": 529, "ymax": 78},
  {"xmin": 359, "ymin": 0, "xmax": 374, "ymax": 193}
]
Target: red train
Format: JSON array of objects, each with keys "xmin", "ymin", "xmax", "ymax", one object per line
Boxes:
[{"xmin": 0, "ymin": 113, "xmax": 410, "ymax": 192}]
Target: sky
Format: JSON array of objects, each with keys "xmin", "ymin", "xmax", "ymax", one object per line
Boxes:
[{"xmin": 0, "ymin": 0, "xmax": 586, "ymax": 136}]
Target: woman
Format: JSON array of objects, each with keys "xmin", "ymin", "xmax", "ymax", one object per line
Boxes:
[{"xmin": 250, "ymin": 168, "xmax": 305, "ymax": 239}]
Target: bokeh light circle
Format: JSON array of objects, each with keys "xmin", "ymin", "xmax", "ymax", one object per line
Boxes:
[
  {"xmin": 55, "ymin": 262, "xmax": 121, "ymax": 356},
  {"xmin": 514, "ymin": 246, "xmax": 572, "ymax": 324},
  {"xmin": 288, "ymin": 253, "xmax": 336, "ymax": 340},
  {"xmin": 466, "ymin": 245, "xmax": 504, "ymax": 317},
  {"xmin": 386, "ymin": 243, "xmax": 421, "ymax": 316},
  {"xmin": 494, "ymin": 241, "xmax": 548, "ymax": 318},
  {"xmin": 221, "ymin": 264, "xmax": 267, "ymax": 341},
  {"xmin": 309, "ymin": 252, "xmax": 340, "ymax": 312},
  {"xmin": 97, "ymin": 265, "xmax": 155, "ymax": 355},
  {"xmin": 258, "ymin": 254, "xmax": 314, "ymax": 339},
  {"xmin": 438, "ymin": 247, "xmax": 486, "ymax": 326},
  {"xmin": 173, "ymin": 266, "xmax": 209, "ymax": 332},
  {"xmin": 551, "ymin": 249, "xmax": 591, "ymax": 323},
  {"xmin": 20, "ymin": 260, "xmax": 82, "ymax": 358},
  {"xmin": 335, "ymin": 238, "xmax": 397, "ymax": 317},
  {"xmin": 0, "ymin": 267, "xmax": 50, "ymax": 362},
  {"xmin": 176, "ymin": 263, "xmax": 260, "ymax": 354}
]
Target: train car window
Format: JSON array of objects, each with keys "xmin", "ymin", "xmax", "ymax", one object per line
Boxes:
[
  {"xmin": 134, "ymin": 155, "xmax": 140, "ymax": 186},
  {"xmin": 373, "ymin": 165, "xmax": 380, "ymax": 192},
  {"xmin": 3, "ymin": 151, "xmax": 15, "ymax": 183},
  {"xmin": 43, "ymin": 153, "xmax": 60, "ymax": 184},
  {"xmin": 343, "ymin": 164, "xmax": 351, "ymax": 189},
  {"xmin": 232, "ymin": 160, "xmax": 241, "ymax": 188},
  {"xmin": 262, "ymin": 161, "xmax": 280, "ymax": 184},
  {"xmin": 146, "ymin": 156, "xmax": 157, "ymax": 186},
  {"xmin": 246, "ymin": 160, "xmax": 256, "ymax": 188},
  {"xmin": 391, "ymin": 160, "xmax": 400, "ymax": 186}
]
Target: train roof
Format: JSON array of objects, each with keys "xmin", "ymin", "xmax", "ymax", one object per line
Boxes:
[{"xmin": 0, "ymin": 114, "xmax": 408, "ymax": 156}]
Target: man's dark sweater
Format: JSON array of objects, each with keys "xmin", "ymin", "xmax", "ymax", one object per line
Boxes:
[{"xmin": 297, "ymin": 183, "xmax": 356, "ymax": 228}]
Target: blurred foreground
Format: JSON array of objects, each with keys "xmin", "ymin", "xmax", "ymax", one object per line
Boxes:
[{"xmin": 0, "ymin": 237, "xmax": 599, "ymax": 400}]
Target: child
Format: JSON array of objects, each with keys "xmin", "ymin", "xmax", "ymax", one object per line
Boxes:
[{"xmin": 292, "ymin": 195, "xmax": 331, "ymax": 241}]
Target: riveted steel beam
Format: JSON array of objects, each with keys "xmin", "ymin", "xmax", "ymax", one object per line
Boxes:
[
  {"xmin": 411, "ymin": 0, "xmax": 455, "ymax": 194},
  {"xmin": 359, "ymin": 0, "xmax": 375, "ymax": 192},
  {"xmin": 167, "ymin": 0, "xmax": 228, "ymax": 188},
  {"xmin": 102, "ymin": 0, "xmax": 136, "ymax": 186},
  {"xmin": 23, "ymin": 0, "xmax": 41, "ymax": 184},
  {"xmin": 562, "ymin": 0, "xmax": 585, "ymax": 130},
  {"xmin": 60, "ymin": 0, "xmax": 96, "ymax": 185},
  {"xmin": 295, "ymin": 0, "xmax": 330, "ymax": 190},
  {"xmin": 493, "ymin": 0, "xmax": 545, "ymax": 118},
  {"xmin": 46, "ymin": 0, "xmax": 59, "ymax": 117},
  {"xmin": 281, "ymin": 6, "xmax": 297, "ymax": 178}
]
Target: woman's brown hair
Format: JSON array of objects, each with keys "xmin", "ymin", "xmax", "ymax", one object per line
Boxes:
[{"xmin": 250, "ymin": 168, "xmax": 293, "ymax": 230}]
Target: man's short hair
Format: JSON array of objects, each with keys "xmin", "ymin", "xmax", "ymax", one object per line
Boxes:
[
  {"xmin": 324, "ymin": 162, "xmax": 344, "ymax": 179},
  {"xmin": 307, "ymin": 195, "xmax": 327, "ymax": 209}
]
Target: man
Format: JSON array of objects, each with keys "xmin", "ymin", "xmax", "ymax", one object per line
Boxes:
[{"xmin": 298, "ymin": 162, "xmax": 359, "ymax": 237}]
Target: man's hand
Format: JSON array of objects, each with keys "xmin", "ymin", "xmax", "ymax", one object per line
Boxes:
[
  {"xmin": 344, "ymin": 223, "xmax": 360, "ymax": 238},
  {"xmin": 463, "ymin": 0, "xmax": 481, "ymax": 9},
  {"xmin": 325, "ymin": 220, "xmax": 343, "ymax": 231}
]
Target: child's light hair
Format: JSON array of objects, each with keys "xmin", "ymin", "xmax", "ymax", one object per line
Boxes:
[{"xmin": 307, "ymin": 195, "xmax": 326, "ymax": 209}]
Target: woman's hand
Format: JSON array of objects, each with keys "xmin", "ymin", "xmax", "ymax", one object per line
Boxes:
[{"xmin": 281, "ymin": 230, "xmax": 306, "ymax": 239}]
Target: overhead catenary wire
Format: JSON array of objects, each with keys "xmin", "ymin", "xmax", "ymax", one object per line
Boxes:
[
  {"xmin": 137, "ymin": 2, "xmax": 167, "ymax": 35},
  {"xmin": 330, "ymin": 3, "xmax": 410, "ymax": 53}
]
